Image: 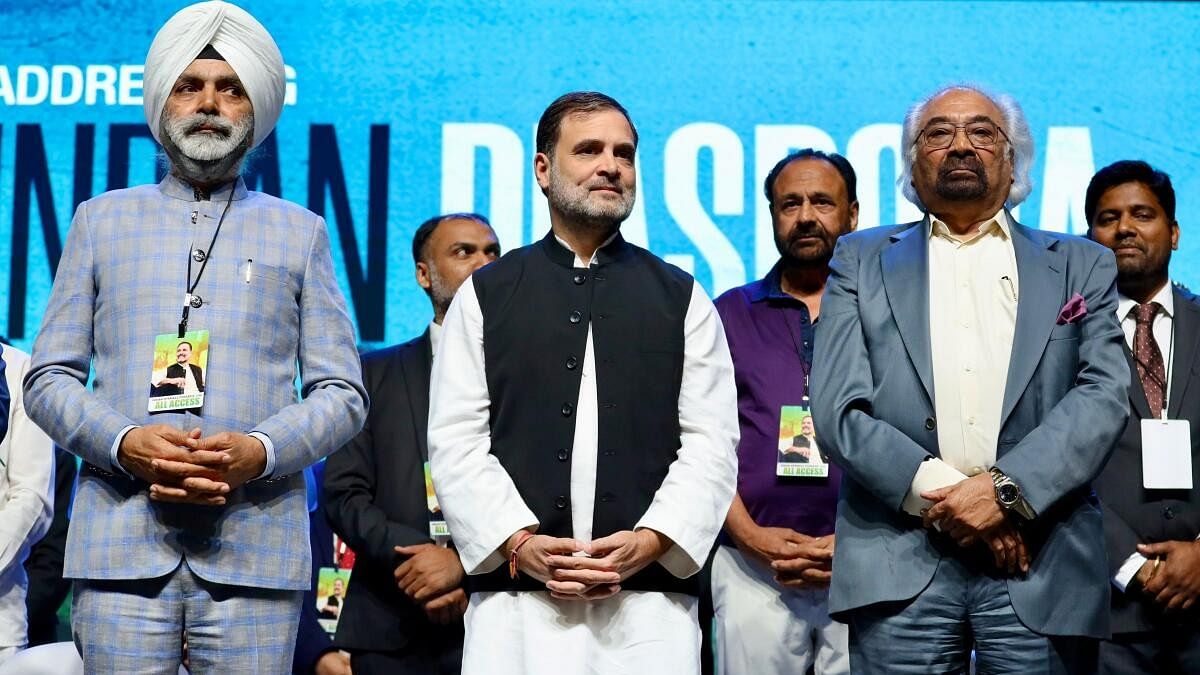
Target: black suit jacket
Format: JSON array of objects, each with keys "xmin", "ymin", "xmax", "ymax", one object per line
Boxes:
[
  {"xmin": 322, "ymin": 330, "xmax": 464, "ymax": 652},
  {"xmin": 1095, "ymin": 286, "xmax": 1200, "ymax": 634}
]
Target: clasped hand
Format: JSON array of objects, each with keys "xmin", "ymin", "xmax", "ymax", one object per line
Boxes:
[
  {"xmin": 393, "ymin": 543, "xmax": 468, "ymax": 624},
  {"xmin": 117, "ymin": 424, "xmax": 267, "ymax": 505},
  {"xmin": 508, "ymin": 529, "xmax": 669, "ymax": 601},
  {"xmin": 921, "ymin": 473, "xmax": 1030, "ymax": 575},
  {"xmin": 1135, "ymin": 541, "xmax": 1200, "ymax": 611}
]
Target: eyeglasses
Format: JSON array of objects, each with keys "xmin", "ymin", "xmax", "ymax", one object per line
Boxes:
[{"xmin": 917, "ymin": 120, "xmax": 1009, "ymax": 151}]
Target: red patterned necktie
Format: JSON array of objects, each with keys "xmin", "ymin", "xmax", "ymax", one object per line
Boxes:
[{"xmin": 1133, "ymin": 302, "xmax": 1166, "ymax": 415}]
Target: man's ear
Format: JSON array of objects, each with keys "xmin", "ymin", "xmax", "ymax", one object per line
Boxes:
[
  {"xmin": 534, "ymin": 152, "xmax": 551, "ymax": 195},
  {"xmin": 416, "ymin": 261, "xmax": 432, "ymax": 290}
]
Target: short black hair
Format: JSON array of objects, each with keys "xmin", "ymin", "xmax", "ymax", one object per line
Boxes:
[
  {"xmin": 535, "ymin": 91, "xmax": 638, "ymax": 157},
  {"xmin": 411, "ymin": 213, "xmax": 492, "ymax": 266},
  {"xmin": 764, "ymin": 149, "xmax": 858, "ymax": 206},
  {"xmin": 177, "ymin": 341, "xmax": 193, "ymax": 350},
  {"xmin": 1085, "ymin": 160, "xmax": 1176, "ymax": 225}
]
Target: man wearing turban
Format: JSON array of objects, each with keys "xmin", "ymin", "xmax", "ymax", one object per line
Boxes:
[{"xmin": 24, "ymin": 2, "xmax": 367, "ymax": 673}]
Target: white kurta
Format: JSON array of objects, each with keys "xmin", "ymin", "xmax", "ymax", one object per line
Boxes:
[{"xmin": 428, "ymin": 239, "xmax": 739, "ymax": 675}]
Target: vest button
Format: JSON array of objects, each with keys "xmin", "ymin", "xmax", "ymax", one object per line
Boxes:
[
  {"xmin": 1165, "ymin": 506, "xmax": 1176, "ymax": 520},
  {"xmin": 566, "ymin": 356, "xmax": 578, "ymax": 370},
  {"xmin": 554, "ymin": 495, "xmax": 568, "ymax": 510},
  {"xmin": 561, "ymin": 403, "xmax": 574, "ymax": 417},
  {"xmin": 573, "ymin": 273, "xmax": 586, "ymax": 285},
  {"xmin": 569, "ymin": 310, "xmax": 583, "ymax": 324},
  {"xmin": 557, "ymin": 448, "xmax": 569, "ymax": 461},
  {"xmin": 599, "ymin": 493, "xmax": 615, "ymax": 503},
  {"xmin": 603, "ymin": 449, "xmax": 616, "ymax": 456},
  {"xmin": 925, "ymin": 417, "xmax": 936, "ymax": 431}
]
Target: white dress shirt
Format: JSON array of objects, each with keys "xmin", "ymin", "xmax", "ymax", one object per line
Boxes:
[
  {"xmin": 428, "ymin": 237, "xmax": 739, "ymax": 675},
  {"xmin": 0, "ymin": 345, "xmax": 54, "ymax": 648},
  {"xmin": 903, "ymin": 210, "xmax": 1019, "ymax": 516},
  {"xmin": 1111, "ymin": 281, "xmax": 1176, "ymax": 592}
]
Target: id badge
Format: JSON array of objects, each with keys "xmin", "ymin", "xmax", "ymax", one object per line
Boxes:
[
  {"xmin": 777, "ymin": 404, "xmax": 828, "ymax": 478},
  {"xmin": 148, "ymin": 330, "xmax": 209, "ymax": 412},
  {"xmin": 425, "ymin": 461, "xmax": 451, "ymax": 539},
  {"xmin": 316, "ymin": 567, "xmax": 351, "ymax": 635},
  {"xmin": 1141, "ymin": 418, "xmax": 1193, "ymax": 489}
]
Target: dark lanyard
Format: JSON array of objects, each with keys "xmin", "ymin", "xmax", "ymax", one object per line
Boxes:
[
  {"xmin": 179, "ymin": 187, "xmax": 235, "ymax": 337},
  {"xmin": 780, "ymin": 301, "xmax": 813, "ymax": 403}
]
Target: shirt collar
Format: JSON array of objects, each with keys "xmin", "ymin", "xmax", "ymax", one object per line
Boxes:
[
  {"xmin": 928, "ymin": 208, "xmax": 1011, "ymax": 243},
  {"xmin": 1118, "ymin": 280, "xmax": 1175, "ymax": 322},
  {"xmin": 553, "ymin": 231, "xmax": 620, "ymax": 268},
  {"xmin": 429, "ymin": 321, "xmax": 443, "ymax": 356},
  {"xmin": 158, "ymin": 173, "xmax": 250, "ymax": 202},
  {"xmin": 750, "ymin": 261, "xmax": 796, "ymax": 303}
]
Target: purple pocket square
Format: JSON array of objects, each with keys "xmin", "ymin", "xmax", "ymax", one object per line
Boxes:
[{"xmin": 1056, "ymin": 292, "xmax": 1087, "ymax": 325}]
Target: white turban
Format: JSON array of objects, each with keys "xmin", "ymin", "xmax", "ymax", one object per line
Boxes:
[{"xmin": 143, "ymin": 1, "xmax": 285, "ymax": 149}]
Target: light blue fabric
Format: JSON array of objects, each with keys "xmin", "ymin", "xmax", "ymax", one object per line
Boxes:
[
  {"xmin": 72, "ymin": 561, "xmax": 302, "ymax": 674},
  {"xmin": 811, "ymin": 216, "xmax": 1129, "ymax": 640},
  {"xmin": 24, "ymin": 174, "xmax": 367, "ymax": 591}
]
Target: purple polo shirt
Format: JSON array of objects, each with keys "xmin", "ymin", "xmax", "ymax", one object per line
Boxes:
[{"xmin": 714, "ymin": 264, "xmax": 841, "ymax": 537}]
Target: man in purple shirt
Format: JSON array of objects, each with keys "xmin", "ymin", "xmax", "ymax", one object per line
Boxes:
[{"xmin": 711, "ymin": 149, "xmax": 858, "ymax": 675}]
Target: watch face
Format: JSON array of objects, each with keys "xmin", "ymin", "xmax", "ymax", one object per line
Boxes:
[{"xmin": 998, "ymin": 483, "xmax": 1020, "ymax": 504}]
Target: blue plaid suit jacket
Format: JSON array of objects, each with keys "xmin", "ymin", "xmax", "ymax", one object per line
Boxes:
[{"xmin": 24, "ymin": 175, "xmax": 368, "ymax": 590}]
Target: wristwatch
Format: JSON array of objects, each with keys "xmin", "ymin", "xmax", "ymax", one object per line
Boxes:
[{"xmin": 989, "ymin": 467, "xmax": 1037, "ymax": 521}]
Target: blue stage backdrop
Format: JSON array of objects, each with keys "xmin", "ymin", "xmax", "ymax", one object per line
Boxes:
[{"xmin": 1, "ymin": 1, "xmax": 1196, "ymax": 351}]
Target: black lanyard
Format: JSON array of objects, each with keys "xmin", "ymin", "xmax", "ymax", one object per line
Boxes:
[
  {"xmin": 179, "ymin": 187, "xmax": 235, "ymax": 337},
  {"xmin": 780, "ymin": 300, "xmax": 813, "ymax": 403}
]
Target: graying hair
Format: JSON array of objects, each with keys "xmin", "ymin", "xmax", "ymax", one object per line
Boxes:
[{"xmin": 898, "ymin": 84, "xmax": 1035, "ymax": 211}]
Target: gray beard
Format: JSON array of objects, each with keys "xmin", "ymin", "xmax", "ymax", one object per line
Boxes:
[
  {"xmin": 427, "ymin": 263, "xmax": 456, "ymax": 320},
  {"xmin": 159, "ymin": 112, "xmax": 254, "ymax": 190},
  {"xmin": 546, "ymin": 162, "xmax": 633, "ymax": 231}
]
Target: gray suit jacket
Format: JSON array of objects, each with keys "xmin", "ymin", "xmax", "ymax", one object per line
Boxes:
[
  {"xmin": 811, "ymin": 216, "xmax": 1129, "ymax": 638},
  {"xmin": 24, "ymin": 175, "xmax": 368, "ymax": 591}
]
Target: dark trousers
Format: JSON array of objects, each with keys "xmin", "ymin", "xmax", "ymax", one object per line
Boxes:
[
  {"xmin": 1100, "ymin": 627, "xmax": 1200, "ymax": 675},
  {"xmin": 350, "ymin": 641, "xmax": 463, "ymax": 675}
]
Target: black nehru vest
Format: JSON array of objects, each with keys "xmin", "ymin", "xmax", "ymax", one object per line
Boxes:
[{"xmin": 468, "ymin": 231, "xmax": 697, "ymax": 595}]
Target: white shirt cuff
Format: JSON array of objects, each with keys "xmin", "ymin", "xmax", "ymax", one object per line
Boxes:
[
  {"xmin": 1113, "ymin": 552, "xmax": 1148, "ymax": 592},
  {"xmin": 248, "ymin": 431, "xmax": 276, "ymax": 480},
  {"xmin": 901, "ymin": 458, "xmax": 969, "ymax": 516},
  {"xmin": 109, "ymin": 425, "xmax": 139, "ymax": 476}
]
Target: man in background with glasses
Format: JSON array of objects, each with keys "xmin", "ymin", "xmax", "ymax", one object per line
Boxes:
[{"xmin": 811, "ymin": 84, "xmax": 1128, "ymax": 673}]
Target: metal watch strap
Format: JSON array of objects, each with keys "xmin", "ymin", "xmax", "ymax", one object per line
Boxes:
[{"xmin": 990, "ymin": 467, "xmax": 1037, "ymax": 520}]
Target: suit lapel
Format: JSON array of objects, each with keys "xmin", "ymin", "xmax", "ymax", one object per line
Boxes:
[
  {"xmin": 1000, "ymin": 223, "xmax": 1065, "ymax": 426},
  {"xmin": 881, "ymin": 219, "xmax": 935, "ymax": 405},
  {"xmin": 399, "ymin": 329, "xmax": 433, "ymax": 461},
  {"xmin": 1168, "ymin": 288, "xmax": 1200, "ymax": 418}
]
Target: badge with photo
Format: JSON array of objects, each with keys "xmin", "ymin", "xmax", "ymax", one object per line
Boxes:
[
  {"xmin": 777, "ymin": 405, "xmax": 828, "ymax": 478},
  {"xmin": 148, "ymin": 330, "xmax": 209, "ymax": 413},
  {"xmin": 316, "ymin": 567, "xmax": 351, "ymax": 635},
  {"xmin": 424, "ymin": 461, "xmax": 450, "ymax": 540}
]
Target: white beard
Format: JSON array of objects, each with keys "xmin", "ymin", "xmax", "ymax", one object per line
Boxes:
[{"xmin": 163, "ymin": 112, "xmax": 253, "ymax": 162}]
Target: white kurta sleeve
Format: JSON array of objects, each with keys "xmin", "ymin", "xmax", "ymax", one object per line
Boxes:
[
  {"xmin": 0, "ymin": 351, "xmax": 54, "ymax": 576},
  {"xmin": 428, "ymin": 278, "xmax": 538, "ymax": 575},
  {"xmin": 636, "ymin": 281, "xmax": 739, "ymax": 578}
]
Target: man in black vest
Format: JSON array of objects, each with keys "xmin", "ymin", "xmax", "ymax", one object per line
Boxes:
[
  {"xmin": 1087, "ymin": 160, "xmax": 1200, "ymax": 673},
  {"xmin": 324, "ymin": 213, "xmax": 500, "ymax": 674},
  {"xmin": 427, "ymin": 91, "xmax": 739, "ymax": 675}
]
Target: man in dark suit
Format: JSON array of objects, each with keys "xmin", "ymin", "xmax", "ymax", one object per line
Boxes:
[
  {"xmin": 323, "ymin": 213, "xmax": 500, "ymax": 674},
  {"xmin": 1087, "ymin": 160, "xmax": 1200, "ymax": 673}
]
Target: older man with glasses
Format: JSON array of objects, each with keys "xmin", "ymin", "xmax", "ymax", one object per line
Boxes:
[{"xmin": 810, "ymin": 84, "xmax": 1128, "ymax": 673}]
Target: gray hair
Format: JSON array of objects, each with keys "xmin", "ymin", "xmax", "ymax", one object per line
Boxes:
[{"xmin": 898, "ymin": 84, "xmax": 1035, "ymax": 211}]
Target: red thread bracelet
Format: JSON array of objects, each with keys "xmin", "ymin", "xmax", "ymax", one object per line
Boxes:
[{"xmin": 508, "ymin": 531, "xmax": 534, "ymax": 579}]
